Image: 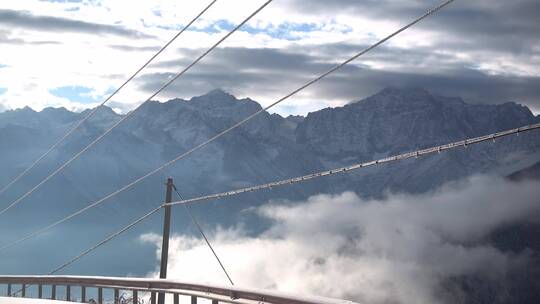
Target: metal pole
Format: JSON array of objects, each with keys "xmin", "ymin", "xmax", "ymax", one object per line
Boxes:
[
  {"xmin": 158, "ymin": 177, "xmax": 173, "ymax": 304},
  {"xmin": 133, "ymin": 290, "xmax": 138, "ymax": 304},
  {"xmin": 98, "ymin": 287, "xmax": 103, "ymax": 304}
]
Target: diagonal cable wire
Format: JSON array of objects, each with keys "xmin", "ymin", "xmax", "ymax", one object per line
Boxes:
[
  {"xmin": 0, "ymin": 0, "xmax": 273, "ymax": 217},
  {"xmin": 0, "ymin": 0, "xmax": 452, "ymax": 251},
  {"xmin": 173, "ymin": 184, "xmax": 235, "ymax": 286},
  {"xmin": 163, "ymin": 123, "xmax": 540, "ymax": 207},
  {"xmin": 10, "ymin": 205, "xmax": 162, "ymax": 297},
  {"xmin": 12, "ymin": 181, "xmax": 233, "ymax": 293},
  {"xmin": 48, "ymin": 205, "xmax": 162, "ymax": 275},
  {"xmin": 0, "ymin": 0, "xmax": 218, "ymax": 200}
]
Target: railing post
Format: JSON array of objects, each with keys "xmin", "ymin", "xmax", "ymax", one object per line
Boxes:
[
  {"xmin": 7, "ymin": 283, "xmax": 11, "ymax": 297},
  {"xmin": 98, "ymin": 287, "xmax": 103, "ymax": 304},
  {"xmin": 133, "ymin": 290, "xmax": 138, "ymax": 304},
  {"xmin": 38, "ymin": 285, "xmax": 43, "ymax": 299},
  {"xmin": 158, "ymin": 177, "xmax": 174, "ymax": 304},
  {"xmin": 173, "ymin": 293, "xmax": 179, "ymax": 304},
  {"xmin": 51, "ymin": 285, "xmax": 56, "ymax": 300},
  {"xmin": 21, "ymin": 284, "xmax": 26, "ymax": 298},
  {"xmin": 66, "ymin": 285, "xmax": 71, "ymax": 301},
  {"xmin": 191, "ymin": 296, "xmax": 197, "ymax": 304},
  {"xmin": 151, "ymin": 292, "xmax": 156, "ymax": 304},
  {"xmin": 114, "ymin": 288, "xmax": 119, "ymax": 304},
  {"xmin": 81, "ymin": 286, "xmax": 86, "ymax": 303},
  {"xmin": 212, "ymin": 300, "xmax": 218, "ymax": 304}
]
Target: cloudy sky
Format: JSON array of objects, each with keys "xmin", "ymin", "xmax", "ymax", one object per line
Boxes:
[{"xmin": 0, "ymin": 0, "xmax": 538, "ymax": 115}]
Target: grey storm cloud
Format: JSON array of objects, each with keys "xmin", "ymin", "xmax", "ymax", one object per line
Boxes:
[
  {"xmin": 142, "ymin": 175, "xmax": 540, "ymax": 304},
  {"xmin": 0, "ymin": 9, "xmax": 152, "ymax": 39},
  {"xmin": 134, "ymin": 45, "xmax": 540, "ymax": 114},
  {"xmin": 285, "ymin": 0, "xmax": 540, "ymax": 56}
]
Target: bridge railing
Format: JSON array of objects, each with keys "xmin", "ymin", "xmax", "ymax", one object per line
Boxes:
[{"xmin": 0, "ymin": 276, "xmax": 356, "ymax": 304}]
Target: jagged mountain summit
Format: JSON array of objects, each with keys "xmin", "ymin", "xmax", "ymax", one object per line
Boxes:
[
  {"xmin": 1, "ymin": 87, "xmax": 539, "ymax": 217},
  {"xmin": 301, "ymin": 87, "xmax": 536, "ymax": 158}
]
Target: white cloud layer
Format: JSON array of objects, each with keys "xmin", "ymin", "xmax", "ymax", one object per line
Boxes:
[
  {"xmin": 1, "ymin": 0, "xmax": 539, "ymax": 115},
  {"xmin": 142, "ymin": 175, "xmax": 540, "ymax": 304}
]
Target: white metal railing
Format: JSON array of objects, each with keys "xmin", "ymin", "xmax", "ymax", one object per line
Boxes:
[{"xmin": 0, "ymin": 276, "xmax": 357, "ymax": 304}]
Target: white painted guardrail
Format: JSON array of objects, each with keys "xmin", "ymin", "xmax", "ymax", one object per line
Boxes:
[{"xmin": 0, "ymin": 276, "xmax": 357, "ymax": 304}]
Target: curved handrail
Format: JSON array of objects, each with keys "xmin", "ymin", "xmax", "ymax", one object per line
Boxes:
[{"xmin": 0, "ymin": 275, "xmax": 357, "ymax": 304}]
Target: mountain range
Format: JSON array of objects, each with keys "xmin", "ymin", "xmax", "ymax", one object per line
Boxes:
[
  {"xmin": 1, "ymin": 86, "xmax": 539, "ymax": 227},
  {"xmin": 0, "ymin": 87, "xmax": 539, "ymax": 303}
]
